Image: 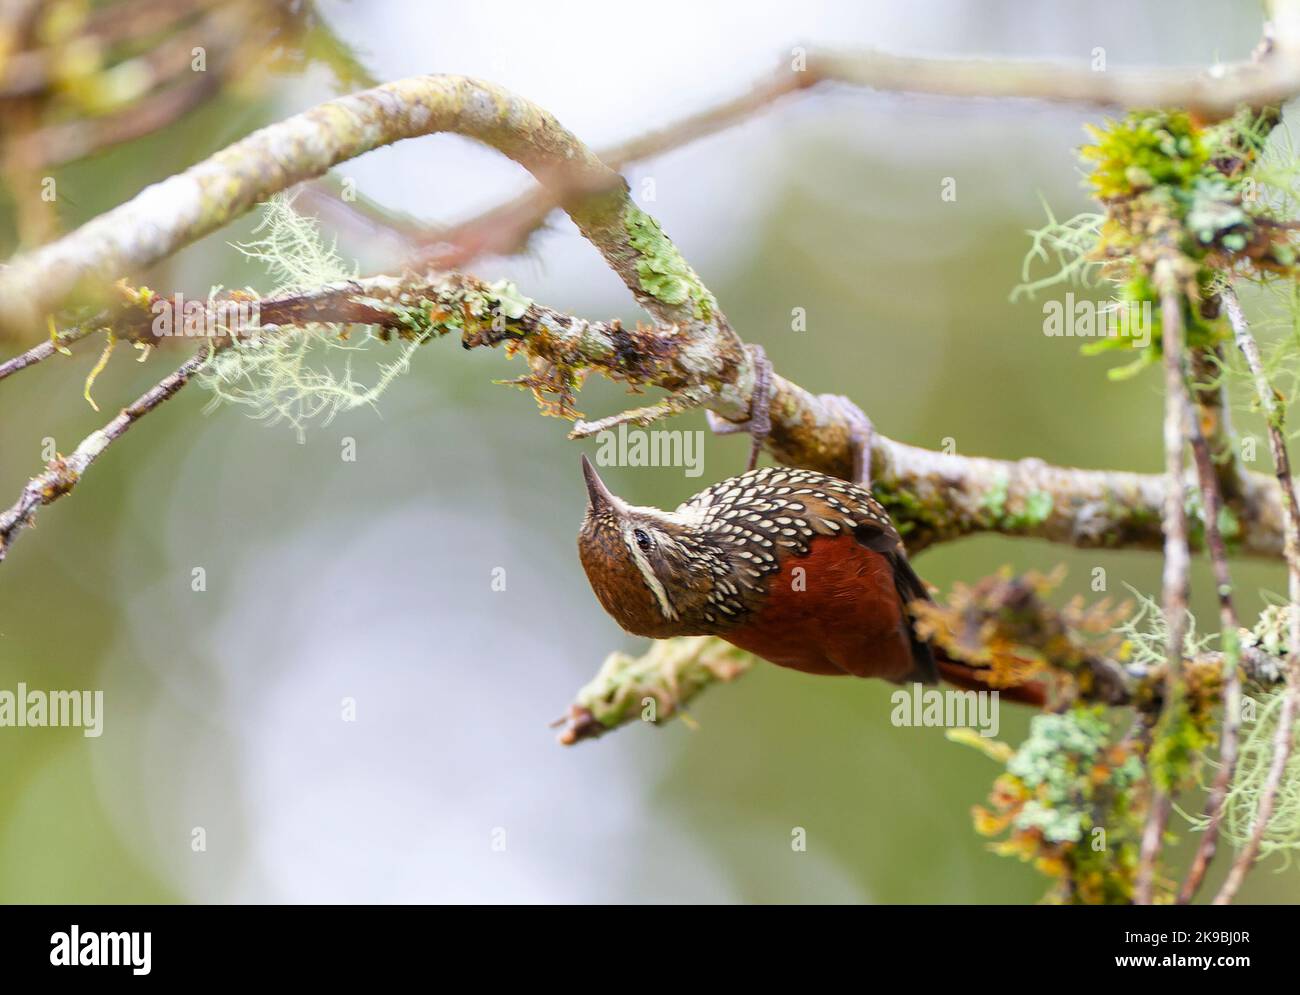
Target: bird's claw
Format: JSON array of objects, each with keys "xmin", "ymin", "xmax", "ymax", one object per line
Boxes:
[
  {"xmin": 819, "ymin": 394, "xmax": 874, "ymax": 487},
  {"xmin": 705, "ymin": 409, "xmax": 749, "ymax": 436},
  {"xmin": 706, "ymin": 344, "xmax": 772, "ymax": 472},
  {"xmin": 707, "ymin": 347, "xmax": 873, "ymax": 485}
]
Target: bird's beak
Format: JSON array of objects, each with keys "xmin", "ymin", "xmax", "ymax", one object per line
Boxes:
[{"xmin": 581, "ymin": 453, "xmax": 620, "ymax": 512}]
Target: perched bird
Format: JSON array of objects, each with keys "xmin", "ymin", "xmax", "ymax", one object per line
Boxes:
[{"xmin": 576, "ymin": 454, "xmax": 1045, "ymax": 703}]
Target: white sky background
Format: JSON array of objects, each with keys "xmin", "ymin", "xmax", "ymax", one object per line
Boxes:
[{"xmin": 88, "ymin": 0, "xmax": 1263, "ymax": 903}]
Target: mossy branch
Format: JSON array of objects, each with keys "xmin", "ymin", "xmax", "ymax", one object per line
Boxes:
[
  {"xmin": 557, "ymin": 572, "xmax": 1291, "ymax": 745},
  {"xmin": 558, "ymin": 637, "xmax": 756, "ymax": 745},
  {"xmin": 10, "ymin": 262, "xmax": 1300, "ymax": 564},
  {"xmin": 0, "ymin": 74, "xmax": 729, "ymax": 339}
]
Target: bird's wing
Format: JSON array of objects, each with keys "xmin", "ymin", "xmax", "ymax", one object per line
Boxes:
[{"xmin": 852, "ymin": 522, "xmax": 939, "ymax": 684}]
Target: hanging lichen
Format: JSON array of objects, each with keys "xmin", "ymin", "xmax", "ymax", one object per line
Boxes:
[
  {"xmin": 196, "ymin": 193, "xmax": 431, "ymax": 439},
  {"xmin": 1183, "ymin": 688, "xmax": 1300, "ymax": 867}
]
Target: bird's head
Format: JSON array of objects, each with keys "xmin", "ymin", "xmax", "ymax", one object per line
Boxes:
[{"xmin": 576, "ymin": 454, "xmax": 720, "ymax": 638}]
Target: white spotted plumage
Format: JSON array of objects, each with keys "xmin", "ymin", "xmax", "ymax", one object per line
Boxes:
[{"xmin": 645, "ymin": 465, "xmax": 903, "ymax": 626}]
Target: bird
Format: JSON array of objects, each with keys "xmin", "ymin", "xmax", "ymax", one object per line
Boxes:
[{"xmin": 576, "ymin": 453, "xmax": 1046, "ymax": 704}]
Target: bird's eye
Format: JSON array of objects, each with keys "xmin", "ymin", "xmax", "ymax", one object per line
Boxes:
[{"xmin": 633, "ymin": 528, "xmax": 653, "ymax": 552}]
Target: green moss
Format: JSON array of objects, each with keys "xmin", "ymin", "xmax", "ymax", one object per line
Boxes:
[
  {"xmin": 622, "ymin": 203, "xmax": 715, "ymax": 320},
  {"xmin": 1081, "ymin": 111, "xmax": 1293, "ymax": 274},
  {"xmin": 980, "ymin": 476, "xmax": 1009, "ymax": 521},
  {"xmin": 1082, "ymin": 111, "xmax": 1208, "ymax": 200},
  {"xmin": 872, "ymin": 480, "xmax": 948, "ymax": 540},
  {"xmin": 1007, "ymin": 710, "xmax": 1110, "ymax": 843},
  {"xmin": 977, "ymin": 477, "xmax": 1053, "ymax": 531},
  {"xmin": 197, "ymin": 197, "xmax": 545, "ymax": 436},
  {"xmin": 1016, "ymin": 490, "xmax": 1054, "ymax": 529},
  {"xmin": 1148, "ymin": 698, "xmax": 1215, "ymax": 793},
  {"xmin": 1216, "ymin": 504, "xmax": 1241, "ymax": 545},
  {"xmin": 1020, "ymin": 108, "xmax": 1299, "ymax": 381}
]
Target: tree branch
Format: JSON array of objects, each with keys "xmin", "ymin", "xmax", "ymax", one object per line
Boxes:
[
  {"xmin": 12, "ymin": 269, "xmax": 1300, "ymax": 566},
  {"xmin": 406, "ymin": 62, "xmax": 824, "ymax": 270},
  {"xmin": 1135, "ymin": 263, "xmax": 1194, "ymax": 906},
  {"xmin": 0, "ymin": 324, "xmax": 97, "ymax": 382},
  {"xmin": 1213, "ymin": 286, "xmax": 1300, "ymax": 904},
  {"xmin": 8, "ymin": 17, "xmax": 1300, "ymax": 556},
  {"xmin": 1189, "ymin": 344, "xmax": 1246, "ymax": 508},
  {"xmin": 0, "ymin": 348, "xmax": 208, "ymax": 562},
  {"xmin": 0, "ymin": 74, "xmax": 732, "ymax": 342},
  {"xmin": 808, "ymin": 14, "xmax": 1300, "ymax": 121},
  {"xmin": 0, "ymin": 11, "xmax": 1297, "ymax": 901},
  {"xmin": 1178, "ymin": 367, "xmax": 1246, "ymax": 903},
  {"xmin": 557, "ymin": 581, "xmax": 1289, "ymax": 746}
]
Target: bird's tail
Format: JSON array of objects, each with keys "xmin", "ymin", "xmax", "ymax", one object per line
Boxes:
[
  {"xmin": 890, "ymin": 550, "xmax": 1048, "ymax": 707},
  {"xmin": 934, "ymin": 654, "xmax": 1048, "ymax": 707}
]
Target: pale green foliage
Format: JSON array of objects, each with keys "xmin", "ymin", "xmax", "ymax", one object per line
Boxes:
[
  {"xmin": 1223, "ymin": 299, "xmax": 1300, "ymax": 441},
  {"xmin": 234, "ymin": 190, "xmax": 356, "ymax": 295},
  {"xmin": 1185, "ymin": 689, "xmax": 1300, "ymax": 867},
  {"xmin": 1116, "ymin": 586, "xmax": 1215, "ymax": 668},
  {"xmin": 1216, "ymin": 124, "xmax": 1300, "ymax": 422},
  {"xmin": 1010, "ymin": 202, "xmax": 1104, "ymax": 301},
  {"xmin": 196, "ymin": 193, "xmax": 428, "ymax": 439},
  {"xmin": 1247, "ymin": 122, "xmax": 1300, "ymax": 227}
]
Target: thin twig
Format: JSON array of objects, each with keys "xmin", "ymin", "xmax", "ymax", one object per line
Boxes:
[
  {"xmin": 0, "ymin": 348, "xmax": 209, "ymax": 562},
  {"xmin": 1213, "ymin": 286, "xmax": 1300, "ymax": 904},
  {"xmin": 0, "ymin": 325, "xmax": 97, "ymax": 382},
  {"xmin": 1189, "ymin": 345, "xmax": 1246, "ymax": 508},
  {"xmin": 403, "ymin": 63, "xmax": 823, "ymax": 270},
  {"xmin": 1178, "ymin": 383, "xmax": 1245, "ymax": 903},
  {"xmin": 1135, "ymin": 261, "xmax": 1193, "ymax": 905},
  {"xmin": 808, "ymin": 32, "xmax": 1300, "ymax": 122}
]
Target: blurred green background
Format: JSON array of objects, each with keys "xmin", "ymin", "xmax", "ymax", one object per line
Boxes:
[{"xmin": 1, "ymin": 0, "xmax": 1296, "ymax": 902}]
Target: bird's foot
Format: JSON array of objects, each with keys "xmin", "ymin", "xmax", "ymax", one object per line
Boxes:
[
  {"xmin": 819, "ymin": 393, "xmax": 874, "ymax": 487},
  {"xmin": 706, "ymin": 344, "xmax": 772, "ymax": 472}
]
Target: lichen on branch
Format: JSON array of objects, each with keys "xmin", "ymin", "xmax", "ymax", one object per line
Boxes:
[{"xmin": 558, "ymin": 636, "xmax": 755, "ymax": 745}]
